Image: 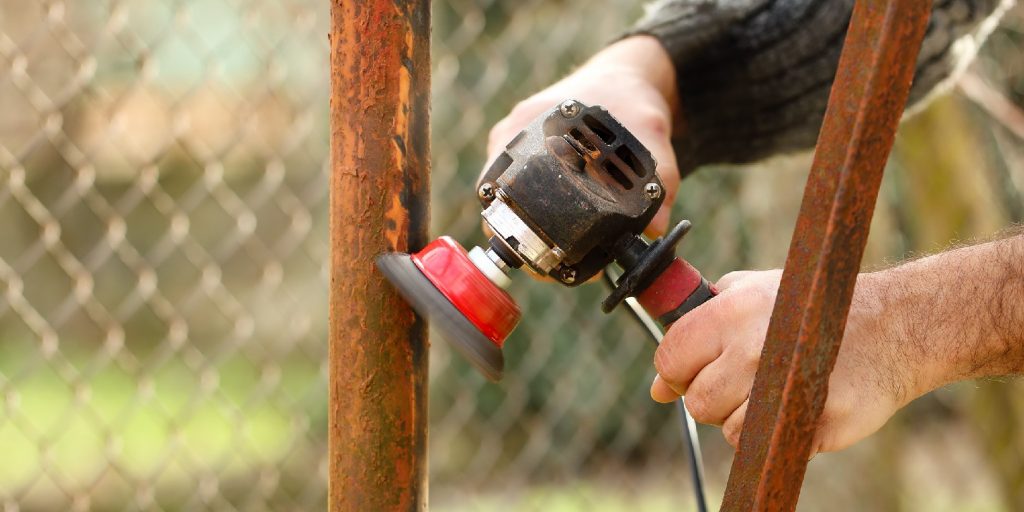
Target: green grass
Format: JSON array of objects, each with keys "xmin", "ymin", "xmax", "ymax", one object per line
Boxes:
[
  {"xmin": 432, "ymin": 479, "xmax": 717, "ymax": 512},
  {"xmin": 0, "ymin": 342, "xmax": 319, "ymax": 503}
]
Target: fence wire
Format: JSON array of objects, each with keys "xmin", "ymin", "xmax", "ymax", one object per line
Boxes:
[{"xmin": 1, "ymin": 1, "xmax": 1023, "ymax": 511}]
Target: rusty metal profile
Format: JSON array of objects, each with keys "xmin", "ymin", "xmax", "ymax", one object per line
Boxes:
[
  {"xmin": 328, "ymin": 1, "xmax": 431, "ymax": 511},
  {"xmin": 720, "ymin": 1, "xmax": 932, "ymax": 510}
]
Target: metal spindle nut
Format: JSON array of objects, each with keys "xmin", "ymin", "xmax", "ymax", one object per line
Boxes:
[
  {"xmin": 559, "ymin": 267, "xmax": 576, "ymax": 284},
  {"xmin": 644, "ymin": 182, "xmax": 662, "ymax": 200},
  {"xmin": 559, "ymin": 100, "xmax": 580, "ymax": 118},
  {"xmin": 478, "ymin": 182, "xmax": 496, "ymax": 201}
]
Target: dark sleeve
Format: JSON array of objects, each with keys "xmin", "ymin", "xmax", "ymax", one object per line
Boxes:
[{"xmin": 625, "ymin": 0, "xmax": 1010, "ymax": 174}]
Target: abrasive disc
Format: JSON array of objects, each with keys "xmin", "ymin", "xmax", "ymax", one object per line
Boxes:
[{"xmin": 377, "ymin": 253, "xmax": 505, "ymax": 381}]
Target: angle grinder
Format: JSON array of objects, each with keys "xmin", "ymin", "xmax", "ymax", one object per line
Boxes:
[{"xmin": 377, "ymin": 100, "xmax": 716, "ymax": 381}]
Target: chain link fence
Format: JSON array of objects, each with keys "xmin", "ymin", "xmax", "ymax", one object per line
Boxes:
[{"xmin": 2, "ymin": 1, "xmax": 1023, "ymax": 510}]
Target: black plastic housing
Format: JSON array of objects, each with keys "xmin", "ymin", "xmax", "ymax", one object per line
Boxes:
[{"xmin": 477, "ymin": 101, "xmax": 662, "ymax": 284}]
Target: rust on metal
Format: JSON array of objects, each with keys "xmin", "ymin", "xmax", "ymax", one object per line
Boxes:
[
  {"xmin": 328, "ymin": 0, "xmax": 431, "ymax": 510},
  {"xmin": 720, "ymin": 1, "xmax": 931, "ymax": 510}
]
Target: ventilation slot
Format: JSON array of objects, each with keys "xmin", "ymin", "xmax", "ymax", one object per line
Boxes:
[
  {"xmin": 490, "ymin": 152, "xmax": 514, "ymax": 174},
  {"xmin": 583, "ymin": 115, "xmax": 615, "ymax": 144},
  {"xmin": 568, "ymin": 128, "xmax": 597, "ymax": 152},
  {"xmin": 603, "ymin": 161, "xmax": 633, "ymax": 190},
  {"xmin": 615, "ymin": 146, "xmax": 644, "ymax": 176}
]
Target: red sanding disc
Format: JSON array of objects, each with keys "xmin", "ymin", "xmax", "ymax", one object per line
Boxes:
[{"xmin": 377, "ymin": 236, "xmax": 520, "ymax": 381}]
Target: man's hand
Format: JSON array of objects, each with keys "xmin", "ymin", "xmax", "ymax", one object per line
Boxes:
[
  {"xmin": 650, "ymin": 234, "xmax": 1024, "ymax": 456},
  {"xmin": 650, "ymin": 270, "xmax": 907, "ymax": 456},
  {"xmin": 482, "ymin": 36, "xmax": 681, "ymax": 237}
]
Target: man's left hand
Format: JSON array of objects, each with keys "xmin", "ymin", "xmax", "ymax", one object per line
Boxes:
[{"xmin": 650, "ymin": 269, "xmax": 915, "ymax": 456}]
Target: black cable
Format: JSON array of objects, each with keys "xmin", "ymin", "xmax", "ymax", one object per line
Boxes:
[{"xmin": 602, "ymin": 271, "xmax": 708, "ymax": 512}]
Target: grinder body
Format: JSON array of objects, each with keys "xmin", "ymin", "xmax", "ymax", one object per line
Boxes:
[{"xmin": 377, "ymin": 100, "xmax": 715, "ymax": 380}]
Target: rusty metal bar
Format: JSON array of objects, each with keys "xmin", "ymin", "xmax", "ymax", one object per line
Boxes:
[
  {"xmin": 720, "ymin": 1, "xmax": 931, "ymax": 510},
  {"xmin": 328, "ymin": 1, "xmax": 431, "ymax": 511}
]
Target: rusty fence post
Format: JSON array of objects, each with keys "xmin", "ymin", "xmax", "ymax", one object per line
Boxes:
[
  {"xmin": 720, "ymin": 1, "xmax": 931, "ymax": 510},
  {"xmin": 328, "ymin": 1, "xmax": 431, "ymax": 511}
]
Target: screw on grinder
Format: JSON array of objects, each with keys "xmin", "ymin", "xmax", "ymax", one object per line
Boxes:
[{"xmin": 377, "ymin": 100, "xmax": 715, "ymax": 381}]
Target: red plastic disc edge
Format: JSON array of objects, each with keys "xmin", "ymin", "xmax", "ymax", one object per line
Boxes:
[{"xmin": 410, "ymin": 236, "xmax": 521, "ymax": 347}]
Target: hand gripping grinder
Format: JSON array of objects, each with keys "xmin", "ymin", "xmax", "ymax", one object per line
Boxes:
[{"xmin": 377, "ymin": 100, "xmax": 716, "ymax": 381}]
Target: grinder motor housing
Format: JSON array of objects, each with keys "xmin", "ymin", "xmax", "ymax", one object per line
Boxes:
[{"xmin": 477, "ymin": 101, "xmax": 661, "ymax": 285}]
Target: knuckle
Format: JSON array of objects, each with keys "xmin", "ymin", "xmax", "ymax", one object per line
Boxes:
[
  {"xmin": 814, "ymin": 408, "xmax": 846, "ymax": 453},
  {"xmin": 656, "ymin": 320, "xmax": 701, "ymax": 379},
  {"xmin": 752, "ymin": 282, "xmax": 776, "ymax": 306},
  {"xmin": 637, "ymin": 111, "xmax": 671, "ymax": 139},
  {"xmin": 741, "ymin": 338, "xmax": 765, "ymax": 367},
  {"xmin": 705, "ymin": 293, "xmax": 736, "ymax": 322},
  {"xmin": 723, "ymin": 422, "xmax": 741, "ymax": 446},
  {"xmin": 653, "ymin": 344, "xmax": 678, "ymax": 381},
  {"xmin": 668, "ymin": 311, "xmax": 696, "ymax": 337},
  {"xmin": 713, "ymin": 277, "xmax": 733, "ymax": 291},
  {"xmin": 684, "ymin": 392, "xmax": 712, "ymax": 424},
  {"xmin": 820, "ymin": 399, "xmax": 851, "ymax": 435},
  {"xmin": 660, "ymin": 182, "xmax": 678, "ymax": 204},
  {"xmin": 817, "ymin": 409, "xmax": 834, "ymax": 433},
  {"xmin": 684, "ymin": 383, "xmax": 715, "ymax": 423},
  {"xmin": 813, "ymin": 424, "xmax": 835, "ymax": 455},
  {"xmin": 720, "ymin": 270, "xmax": 742, "ymax": 282},
  {"xmin": 716, "ymin": 271, "xmax": 745, "ymax": 288},
  {"xmin": 658, "ymin": 163, "xmax": 680, "ymax": 183},
  {"xmin": 507, "ymin": 100, "xmax": 532, "ymax": 119},
  {"xmin": 487, "ymin": 120, "xmax": 512, "ymax": 149},
  {"xmin": 509, "ymin": 98, "xmax": 547, "ymax": 122}
]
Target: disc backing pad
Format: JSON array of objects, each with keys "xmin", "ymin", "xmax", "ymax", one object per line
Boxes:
[{"xmin": 377, "ymin": 253, "xmax": 505, "ymax": 381}]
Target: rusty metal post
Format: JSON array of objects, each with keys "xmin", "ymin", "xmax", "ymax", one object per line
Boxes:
[
  {"xmin": 721, "ymin": 1, "xmax": 931, "ymax": 510},
  {"xmin": 328, "ymin": 1, "xmax": 430, "ymax": 511}
]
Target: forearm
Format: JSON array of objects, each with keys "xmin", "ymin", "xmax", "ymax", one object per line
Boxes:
[
  {"xmin": 627, "ymin": 0, "xmax": 1012, "ymax": 174},
  {"xmin": 865, "ymin": 233, "xmax": 1024, "ymax": 402},
  {"xmin": 650, "ymin": 232, "xmax": 1022, "ymax": 452}
]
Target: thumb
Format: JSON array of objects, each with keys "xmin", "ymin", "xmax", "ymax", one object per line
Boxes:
[{"xmin": 643, "ymin": 164, "xmax": 679, "ymax": 238}]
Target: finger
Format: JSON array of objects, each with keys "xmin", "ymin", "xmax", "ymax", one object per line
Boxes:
[
  {"xmin": 650, "ymin": 374, "xmax": 681, "ymax": 403},
  {"xmin": 654, "ymin": 160, "xmax": 680, "ymax": 208},
  {"xmin": 808, "ymin": 405, "xmax": 854, "ymax": 457},
  {"xmin": 721, "ymin": 399, "xmax": 748, "ymax": 448},
  {"xmin": 654, "ymin": 304, "xmax": 723, "ymax": 394},
  {"xmin": 715, "ymin": 271, "xmax": 755, "ymax": 291},
  {"xmin": 644, "ymin": 206, "xmax": 671, "ymax": 239},
  {"xmin": 485, "ymin": 117, "xmax": 517, "ymax": 164},
  {"xmin": 808, "ymin": 421, "xmax": 830, "ymax": 461},
  {"xmin": 683, "ymin": 357, "xmax": 752, "ymax": 425},
  {"xmin": 644, "ymin": 150, "xmax": 679, "ymax": 239},
  {"xmin": 482, "ymin": 101, "xmax": 545, "ymax": 179}
]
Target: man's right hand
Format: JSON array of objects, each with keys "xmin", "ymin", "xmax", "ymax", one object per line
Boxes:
[{"xmin": 480, "ymin": 35, "xmax": 682, "ymax": 239}]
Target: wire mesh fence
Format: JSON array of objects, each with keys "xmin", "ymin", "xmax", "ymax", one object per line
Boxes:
[
  {"xmin": 1, "ymin": 1, "xmax": 327, "ymax": 510},
  {"xmin": 1, "ymin": 0, "xmax": 1023, "ymax": 511}
]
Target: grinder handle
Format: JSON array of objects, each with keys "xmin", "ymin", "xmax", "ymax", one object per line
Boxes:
[{"xmin": 636, "ymin": 259, "xmax": 717, "ymax": 326}]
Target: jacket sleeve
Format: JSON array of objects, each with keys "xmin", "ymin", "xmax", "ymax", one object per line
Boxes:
[{"xmin": 625, "ymin": 0, "xmax": 1012, "ymax": 174}]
